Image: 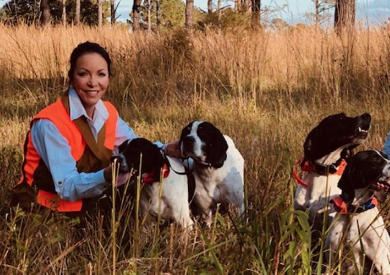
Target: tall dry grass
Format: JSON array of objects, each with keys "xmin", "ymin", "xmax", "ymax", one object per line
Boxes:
[{"xmin": 0, "ymin": 23, "xmax": 390, "ymax": 273}]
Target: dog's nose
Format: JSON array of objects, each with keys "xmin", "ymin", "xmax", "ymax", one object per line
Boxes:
[{"xmin": 361, "ymin": 113, "xmax": 371, "ymax": 120}]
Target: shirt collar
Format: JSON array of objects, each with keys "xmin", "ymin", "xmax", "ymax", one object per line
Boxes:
[{"xmin": 68, "ymin": 87, "xmax": 108, "ymax": 122}]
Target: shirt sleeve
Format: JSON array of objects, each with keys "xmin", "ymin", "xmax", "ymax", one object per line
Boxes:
[
  {"xmin": 383, "ymin": 131, "xmax": 390, "ymax": 157},
  {"xmin": 114, "ymin": 117, "xmax": 139, "ymax": 154},
  {"xmin": 114, "ymin": 117, "xmax": 164, "ymax": 150},
  {"xmin": 31, "ymin": 119, "xmax": 110, "ymax": 202}
]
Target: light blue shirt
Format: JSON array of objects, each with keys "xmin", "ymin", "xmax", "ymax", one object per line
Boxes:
[
  {"xmin": 383, "ymin": 132, "xmax": 390, "ymax": 158},
  {"xmin": 31, "ymin": 88, "xmax": 151, "ymax": 202}
]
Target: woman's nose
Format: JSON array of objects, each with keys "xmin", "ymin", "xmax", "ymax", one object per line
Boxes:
[{"xmin": 87, "ymin": 76, "xmax": 97, "ymax": 87}]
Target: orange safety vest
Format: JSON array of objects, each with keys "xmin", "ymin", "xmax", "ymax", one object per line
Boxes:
[{"xmin": 16, "ymin": 94, "xmax": 118, "ymax": 212}]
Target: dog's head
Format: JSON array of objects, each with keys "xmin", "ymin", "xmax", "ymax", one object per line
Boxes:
[
  {"xmin": 111, "ymin": 138, "xmax": 164, "ymax": 176},
  {"xmin": 338, "ymin": 150, "xmax": 390, "ymax": 205},
  {"xmin": 180, "ymin": 121, "xmax": 228, "ymax": 169},
  {"xmin": 303, "ymin": 113, "xmax": 371, "ymax": 163}
]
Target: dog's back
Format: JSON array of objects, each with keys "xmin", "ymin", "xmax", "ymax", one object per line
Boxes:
[
  {"xmin": 115, "ymin": 138, "xmax": 193, "ymax": 229},
  {"xmin": 140, "ymin": 156, "xmax": 194, "ymax": 229}
]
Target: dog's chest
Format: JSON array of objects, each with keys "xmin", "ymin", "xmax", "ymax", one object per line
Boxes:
[{"xmin": 305, "ymin": 173, "xmax": 341, "ymax": 201}]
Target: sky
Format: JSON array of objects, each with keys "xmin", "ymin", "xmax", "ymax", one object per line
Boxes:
[
  {"xmin": 114, "ymin": 0, "xmax": 390, "ymax": 26},
  {"xmin": 0, "ymin": 0, "xmax": 388, "ymax": 26}
]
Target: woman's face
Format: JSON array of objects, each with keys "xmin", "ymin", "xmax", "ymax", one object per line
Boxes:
[{"xmin": 72, "ymin": 52, "xmax": 110, "ymax": 118}]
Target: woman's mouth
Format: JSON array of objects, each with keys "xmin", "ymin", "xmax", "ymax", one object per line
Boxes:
[{"xmin": 84, "ymin": 90, "xmax": 99, "ymax": 96}]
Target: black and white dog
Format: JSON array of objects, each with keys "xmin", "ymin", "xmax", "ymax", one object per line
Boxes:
[
  {"xmin": 293, "ymin": 113, "xmax": 371, "ymax": 222},
  {"xmin": 325, "ymin": 150, "xmax": 390, "ymax": 274},
  {"xmin": 112, "ymin": 138, "xmax": 194, "ymax": 229},
  {"xmin": 180, "ymin": 121, "xmax": 244, "ymax": 225}
]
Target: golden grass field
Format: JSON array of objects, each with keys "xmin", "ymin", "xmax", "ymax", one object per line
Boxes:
[{"xmin": 0, "ymin": 24, "xmax": 390, "ymax": 274}]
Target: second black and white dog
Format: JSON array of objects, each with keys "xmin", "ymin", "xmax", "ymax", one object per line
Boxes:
[
  {"xmin": 180, "ymin": 121, "xmax": 244, "ymax": 225},
  {"xmin": 293, "ymin": 113, "xmax": 371, "ymax": 223},
  {"xmin": 112, "ymin": 138, "xmax": 194, "ymax": 229},
  {"xmin": 325, "ymin": 150, "xmax": 390, "ymax": 274}
]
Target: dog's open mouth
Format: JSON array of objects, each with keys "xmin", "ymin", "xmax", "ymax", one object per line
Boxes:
[
  {"xmin": 356, "ymin": 127, "xmax": 369, "ymax": 139},
  {"xmin": 347, "ymin": 127, "xmax": 369, "ymax": 141},
  {"xmin": 370, "ymin": 180, "xmax": 390, "ymax": 192}
]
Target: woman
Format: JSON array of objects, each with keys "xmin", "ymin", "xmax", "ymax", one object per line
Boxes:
[{"xmin": 10, "ymin": 41, "xmax": 181, "ymax": 215}]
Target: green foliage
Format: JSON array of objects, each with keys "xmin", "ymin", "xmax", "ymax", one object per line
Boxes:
[
  {"xmin": 0, "ymin": 0, "xmax": 110, "ymax": 25},
  {"xmin": 197, "ymin": 9, "xmax": 254, "ymax": 31},
  {"xmin": 0, "ymin": 0, "xmax": 40, "ymax": 24},
  {"xmin": 128, "ymin": 0, "xmax": 186, "ymax": 30}
]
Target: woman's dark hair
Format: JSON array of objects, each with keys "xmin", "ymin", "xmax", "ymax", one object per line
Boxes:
[{"xmin": 68, "ymin": 41, "xmax": 112, "ymax": 84}]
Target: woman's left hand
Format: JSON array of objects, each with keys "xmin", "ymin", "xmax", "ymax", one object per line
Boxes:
[{"xmin": 164, "ymin": 140, "xmax": 182, "ymax": 158}]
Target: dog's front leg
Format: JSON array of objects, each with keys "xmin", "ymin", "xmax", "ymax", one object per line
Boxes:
[
  {"xmin": 325, "ymin": 216, "xmax": 348, "ymax": 272},
  {"xmin": 365, "ymin": 217, "xmax": 390, "ymax": 275}
]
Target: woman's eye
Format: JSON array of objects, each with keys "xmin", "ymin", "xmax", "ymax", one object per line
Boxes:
[
  {"xmin": 77, "ymin": 72, "xmax": 87, "ymax": 77},
  {"xmin": 99, "ymin": 73, "xmax": 106, "ymax": 77}
]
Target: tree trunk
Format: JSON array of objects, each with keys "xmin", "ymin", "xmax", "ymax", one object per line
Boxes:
[
  {"xmin": 185, "ymin": 0, "xmax": 194, "ymax": 28},
  {"xmin": 208, "ymin": 0, "xmax": 213, "ymax": 13},
  {"xmin": 251, "ymin": 0, "xmax": 261, "ymax": 24},
  {"xmin": 244, "ymin": 0, "xmax": 251, "ymax": 13},
  {"xmin": 62, "ymin": 0, "xmax": 66, "ymax": 26},
  {"xmin": 40, "ymin": 0, "xmax": 50, "ymax": 26},
  {"xmin": 314, "ymin": 0, "xmax": 319, "ymax": 26},
  {"xmin": 334, "ymin": 0, "xmax": 355, "ymax": 33},
  {"xmin": 75, "ymin": 0, "xmax": 80, "ymax": 25},
  {"xmin": 132, "ymin": 0, "xmax": 141, "ymax": 31},
  {"xmin": 147, "ymin": 0, "xmax": 151, "ymax": 32},
  {"xmin": 217, "ymin": 0, "xmax": 222, "ymax": 20},
  {"xmin": 235, "ymin": 0, "xmax": 240, "ymax": 12},
  {"xmin": 156, "ymin": 0, "xmax": 160, "ymax": 29},
  {"xmin": 98, "ymin": 0, "xmax": 102, "ymax": 28},
  {"xmin": 111, "ymin": 0, "xmax": 116, "ymax": 26}
]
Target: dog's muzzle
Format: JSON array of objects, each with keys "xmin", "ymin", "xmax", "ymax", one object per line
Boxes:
[
  {"xmin": 181, "ymin": 136, "xmax": 195, "ymax": 157},
  {"xmin": 111, "ymin": 154, "xmax": 130, "ymax": 173},
  {"xmin": 370, "ymin": 175, "xmax": 390, "ymax": 192}
]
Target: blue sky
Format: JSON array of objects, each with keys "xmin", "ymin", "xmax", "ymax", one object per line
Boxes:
[{"xmin": 114, "ymin": 0, "xmax": 389, "ymax": 25}]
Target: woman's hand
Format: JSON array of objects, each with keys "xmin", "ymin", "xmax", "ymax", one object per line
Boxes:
[{"xmin": 164, "ymin": 140, "xmax": 182, "ymax": 158}]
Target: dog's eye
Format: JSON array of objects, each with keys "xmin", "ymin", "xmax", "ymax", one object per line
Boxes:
[{"xmin": 197, "ymin": 126, "xmax": 205, "ymax": 135}]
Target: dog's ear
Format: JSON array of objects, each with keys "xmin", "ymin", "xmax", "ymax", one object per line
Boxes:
[
  {"xmin": 207, "ymin": 127, "xmax": 228, "ymax": 168},
  {"xmin": 337, "ymin": 165, "xmax": 355, "ymax": 203},
  {"xmin": 338, "ymin": 159, "xmax": 367, "ymax": 202},
  {"xmin": 153, "ymin": 144, "xmax": 165, "ymax": 173},
  {"xmin": 303, "ymin": 132, "xmax": 316, "ymax": 165}
]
